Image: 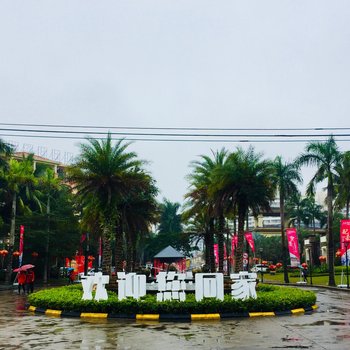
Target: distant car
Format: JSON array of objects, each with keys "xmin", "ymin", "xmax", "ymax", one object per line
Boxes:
[{"xmin": 251, "ymin": 264, "xmax": 268, "ymax": 273}]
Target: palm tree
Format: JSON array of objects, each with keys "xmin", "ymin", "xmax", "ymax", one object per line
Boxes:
[
  {"xmin": 303, "ymin": 196, "xmax": 326, "ymax": 233},
  {"xmin": 0, "ymin": 138, "xmax": 13, "ymax": 170},
  {"xmin": 67, "ymin": 134, "xmax": 146, "ymax": 278},
  {"xmin": 120, "ymin": 173, "xmax": 158, "ymax": 272},
  {"xmin": 286, "ymin": 192, "xmax": 308, "ymax": 231},
  {"xmin": 184, "ymin": 149, "xmax": 228, "ymax": 272},
  {"xmin": 271, "ymin": 156, "xmax": 302, "ymax": 283},
  {"xmin": 335, "ymin": 151, "xmax": 350, "ymax": 218},
  {"xmin": 212, "ymin": 147, "xmax": 275, "ymax": 272},
  {"xmin": 297, "ymin": 136, "xmax": 341, "ymax": 286},
  {"xmin": 0, "ymin": 157, "xmax": 38, "ymax": 283},
  {"xmin": 158, "ymin": 199, "xmax": 183, "ymax": 235},
  {"xmin": 38, "ymin": 168, "xmax": 63, "ymax": 283}
]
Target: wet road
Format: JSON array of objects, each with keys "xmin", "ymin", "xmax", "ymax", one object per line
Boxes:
[{"xmin": 0, "ymin": 287, "xmax": 350, "ymax": 349}]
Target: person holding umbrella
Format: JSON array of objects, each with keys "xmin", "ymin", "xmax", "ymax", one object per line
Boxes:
[
  {"xmin": 13, "ymin": 264, "xmax": 34, "ymax": 294},
  {"xmin": 17, "ymin": 270, "xmax": 27, "ymax": 294}
]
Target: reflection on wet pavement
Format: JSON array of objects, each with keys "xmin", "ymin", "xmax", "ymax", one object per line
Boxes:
[{"xmin": 0, "ymin": 287, "xmax": 350, "ymax": 349}]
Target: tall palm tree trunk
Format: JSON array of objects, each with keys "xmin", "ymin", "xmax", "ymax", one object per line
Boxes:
[
  {"xmin": 132, "ymin": 238, "xmax": 137, "ymax": 272},
  {"xmin": 5, "ymin": 193, "xmax": 17, "ymax": 284},
  {"xmin": 125, "ymin": 232, "xmax": 133, "ymax": 272},
  {"xmin": 280, "ymin": 196, "xmax": 289, "ymax": 283},
  {"xmin": 327, "ymin": 184, "xmax": 336, "ymax": 286},
  {"xmin": 115, "ymin": 220, "xmax": 124, "ymax": 272},
  {"xmin": 226, "ymin": 225, "xmax": 231, "ymax": 275},
  {"xmin": 218, "ymin": 215, "xmax": 225, "ymax": 273},
  {"xmin": 204, "ymin": 227, "xmax": 211, "ymax": 267},
  {"xmin": 101, "ymin": 224, "xmax": 112, "ymax": 277},
  {"xmin": 209, "ymin": 218, "xmax": 216, "ymax": 272},
  {"xmin": 235, "ymin": 207, "xmax": 245, "ymax": 273},
  {"xmin": 43, "ymin": 196, "xmax": 50, "ymax": 284}
]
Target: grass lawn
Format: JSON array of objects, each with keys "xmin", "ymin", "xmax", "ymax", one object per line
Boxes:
[{"xmin": 262, "ymin": 271, "xmax": 350, "ymax": 286}]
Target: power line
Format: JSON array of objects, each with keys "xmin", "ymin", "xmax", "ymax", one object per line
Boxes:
[
  {"xmin": 2, "ymin": 133, "xmax": 350, "ymax": 143},
  {"xmin": 0, "ymin": 127, "xmax": 349, "ymax": 138},
  {"xmin": 0, "ymin": 122, "xmax": 349, "ymax": 132}
]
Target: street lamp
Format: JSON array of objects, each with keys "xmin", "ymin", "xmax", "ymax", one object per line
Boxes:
[
  {"xmin": 343, "ymin": 241, "xmax": 350, "ymax": 289},
  {"xmin": 308, "ymin": 235, "xmax": 316, "ymax": 285},
  {"xmin": 308, "ymin": 248, "xmax": 313, "ymax": 285},
  {"xmin": 259, "ymin": 248, "xmax": 263, "ymax": 283}
]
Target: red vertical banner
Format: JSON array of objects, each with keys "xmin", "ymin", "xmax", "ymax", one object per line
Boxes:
[
  {"xmin": 231, "ymin": 236, "xmax": 238, "ymax": 257},
  {"xmin": 75, "ymin": 255, "xmax": 85, "ymax": 274},
  {"xmin": 340, "ymin": 219, "xmax": 350, "ymax": 266},
  {"xmin": 19, "ymin": 225, "xmax": 24, "ymax": 267},
  {"xmin": 244, "ymin": 232, "xmax": 255, "ymax": 253},
  {"xmin": 213, "ymin": 244, "xmax": 219, "ymax": 265},
  {"xmin": 286, "ymin": 228, "xmax": 300, "ymax": 267}
]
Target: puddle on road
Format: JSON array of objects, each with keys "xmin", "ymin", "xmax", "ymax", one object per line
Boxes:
[
  {"xmin": 1, "ymin": 288, "xmax": 350, "ymax": 349},
  {"xmin": 307, "ymin": 320, "xmax": 350, "ymax": 326}
]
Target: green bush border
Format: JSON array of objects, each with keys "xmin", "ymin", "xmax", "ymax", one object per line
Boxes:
[{"xmin": 28, "ymin": 284, "xmax": 316, "ymax": 315}]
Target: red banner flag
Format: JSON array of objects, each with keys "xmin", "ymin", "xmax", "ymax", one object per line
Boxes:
[
  {"xmin": 244, "ymin": 232, "xmax": 255, "ymax": 253},
  {"xmin": 19, "ymin": 225, "xmax": 24, "ymax": 254},
  {"xmin": 214, "ymin": 244, "xmax": 219, "ymax": 264},
  {"xmin": 340, "ymin": 219, "xmax": 350, "ymax": 266},
  {"xmin": 286, "ymin": 228, "xmax": 300, "ymax": 267},
  {"xmin": 19, "ymin": 225, "xmax": 24, "ymax": 267},
  {"xmin": 214, "ymin": 243, "xmax": 227, "ymax": 265}
]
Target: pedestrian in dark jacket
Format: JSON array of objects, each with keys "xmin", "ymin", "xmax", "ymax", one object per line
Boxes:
[
  {"xmin": 302, "ymin": 267, "xmax": 308, "ymax": 283},
  {"xmin": 26, "ymin": 268, "xmax": 35, "ymax": 293}
]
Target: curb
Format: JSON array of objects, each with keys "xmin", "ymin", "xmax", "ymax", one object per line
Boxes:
[{"xmin": 26, "ymin": 304, "xmax": 318, "ymax": 321}]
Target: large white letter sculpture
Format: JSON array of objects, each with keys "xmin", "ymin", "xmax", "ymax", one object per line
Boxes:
[
  {"xmin": 81, "ymin": 276, "xmax": 94, "ymax": 300},
  {"xmin": 156, "ymin": 271, "xmax": 187, "ymax": 302},
  {"xmin": 195, "ymin": 273, "xmax": 224, "ymax": 301},
  {"xmin": 81, "ymin": 272, "xmax": 109, "ymax": 301},
  {"xmin": 230, "ymin": 271, "xmax": 257, "ymax": 300},
  {"xmin": 117, "ymin": 272, "xmax": 146, "ymax": 300}
]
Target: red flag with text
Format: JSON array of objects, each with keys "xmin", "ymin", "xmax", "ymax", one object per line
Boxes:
[
  {"xmin": 214, "ymin": 243, "xmax": 227, "ymax": 265},
  {"xmin": 340, "ymin": 219, "xmax": 350, "ymax": 266},
  {"xmin": 286, "ymin": 228, "xmax": 300, "ymax": 267},
  {"xmin": 19, "ymin": 225, "xmax": 24, "ymax": 267},
  {"xmin": 244, "ymin": 232, "xmax": 255, "ymax": 253}
]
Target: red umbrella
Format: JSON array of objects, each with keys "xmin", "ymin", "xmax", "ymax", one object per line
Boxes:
[{"xmin": 13, "ymin": 264, "xmax": 35, "ymax": 272}]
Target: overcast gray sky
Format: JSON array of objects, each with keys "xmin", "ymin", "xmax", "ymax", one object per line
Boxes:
[{"xmin": 1, "ymin": 1, "xmax": 350, "ymax": 204}]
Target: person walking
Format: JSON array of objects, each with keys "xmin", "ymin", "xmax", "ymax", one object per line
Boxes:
[
  {"xmin": 26, "ymin": 268, "xmax": 35, "ymax": 294},
  {"xmin": 68, "ymin": 269, "xmax": 76, "ymax": 284},
  {"xmin": 17, "ymin": 271, "xmax": 27, "ymax": 295},
  {"xmin": 302, "ymin": 266, "xmax": 308, "ymax": 283}
]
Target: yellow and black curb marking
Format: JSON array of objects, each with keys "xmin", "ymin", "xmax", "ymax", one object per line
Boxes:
[{"xmin": 27, "ymin": 304, "xmax": 318, "ymax": 321}]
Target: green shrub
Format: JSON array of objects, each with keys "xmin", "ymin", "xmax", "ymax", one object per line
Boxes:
[{"xmin": 28, "ymin": 284, "xmax": 316, "ymax": 315}]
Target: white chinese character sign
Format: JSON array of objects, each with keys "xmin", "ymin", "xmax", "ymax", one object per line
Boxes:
[
  {"xmin": 81, "ymin": 272, "xmax": 109, "ymax": 301},
  {"xmin": 195, "ymin": 273, "xmax": 224, "ymax": 301},
  {"xmin": 156, "ymin": 271, "xmax": 187, "ymax": 301},
  {"xmin": 230, "ymin": 271, "xmax": 257, "ymax": 300},
  {"xmin": 117, "ymin": 272, "xmax": 146, "ymax": 300},
  {"xmin": 80, "ymin": 271, "xmax": 258, "ymax": 303}
]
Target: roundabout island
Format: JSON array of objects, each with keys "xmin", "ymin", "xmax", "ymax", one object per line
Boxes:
[{"xmin": 27, "ymin": 282, "xmax": 317, "ymax": 321}]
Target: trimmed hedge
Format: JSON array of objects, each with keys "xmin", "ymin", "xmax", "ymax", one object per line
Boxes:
[{"xmin": 28, "ymin": 284, "xmax": 316, "ymax": 315}]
